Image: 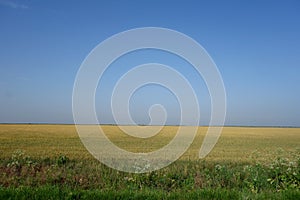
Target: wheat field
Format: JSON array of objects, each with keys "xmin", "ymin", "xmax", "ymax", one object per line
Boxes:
[{"xmin": 0, "ymin": 124, "xmax": 299, "ymax": 163}]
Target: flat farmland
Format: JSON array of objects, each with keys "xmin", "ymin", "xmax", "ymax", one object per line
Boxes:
[
  {"xmin": 0, "ymin": 124, "xmax": 299, "ymax": 163},
  {"xmin": 0, "ymin": 124, "xmax": 299, "ymax": 199}
]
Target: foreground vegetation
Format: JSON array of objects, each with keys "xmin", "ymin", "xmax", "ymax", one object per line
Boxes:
[{"xmin": 0, "ymin": 125, "xmax": 299, "ymax": 199}]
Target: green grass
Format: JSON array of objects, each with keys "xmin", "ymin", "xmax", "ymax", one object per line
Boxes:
[
  {"xmin": 0, "ymin": 186, "xmax": 299, "ymax": 200},
  {"xmin": 0, "ymin": 125, "xmax": 299, "ymax": 199}
]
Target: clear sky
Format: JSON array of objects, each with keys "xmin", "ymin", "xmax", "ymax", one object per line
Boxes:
[{"xmin": 0, "ymin": 0, "xmax": 299, "ymax": 126}]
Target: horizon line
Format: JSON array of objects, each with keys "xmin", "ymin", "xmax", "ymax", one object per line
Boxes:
[{"xmin": 0, "ymin": 122, "xmax": 299, "ymax": 128}]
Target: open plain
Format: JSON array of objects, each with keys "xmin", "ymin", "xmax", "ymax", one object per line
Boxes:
[{"xmin": 0, "ymin": 124, "xmax": 299, "ymax": 199}]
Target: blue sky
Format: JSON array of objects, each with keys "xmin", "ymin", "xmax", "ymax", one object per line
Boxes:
[{"xmin": 0, "ymin": 0, "xmax": 299, "ymax": 126}]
